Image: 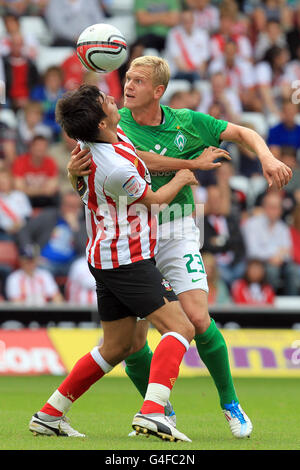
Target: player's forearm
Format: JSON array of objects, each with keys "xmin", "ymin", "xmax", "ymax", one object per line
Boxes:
[
  {"xmin": 137, "ymin": 150, "xmax": 194, "ymax": 171},
  {"xmin": 143, "ymin": 176, "xmax": 191, "ymax": 210},
  {"xmin": 232, "ymin": 126, "xmax": 275, "ymax": 163}
]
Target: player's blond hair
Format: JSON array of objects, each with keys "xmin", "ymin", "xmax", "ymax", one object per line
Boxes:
[{"xmin": 130, "ymin": 56, "xmax": 170, "ymax": 90}]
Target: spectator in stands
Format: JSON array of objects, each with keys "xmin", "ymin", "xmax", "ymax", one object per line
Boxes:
[
  {"xmin": 31, "ymin": 66, "xmax": 66, "ymax": 140},
  {"xmin": 254, "ymin": 19, "xmax": 287, "ymax": 61},
  {"xmin": 0, "ymin": 167, "xmax": 32, "ymax": 239},
  {"xmin": 61, "ymin": 50, "xmax": 86, "ymax": 91},
  {"xmin": 210, "ymin": 11, "xmax": 253, "ymax": 61},
  {"xmin": 165, "ymin": 8, "xmax": 210, "ymax": 83},
  {"xmin": 187, "ymin": 0, "xmax": 220, "ymax": 34},
  {"xmin": 0, "ymin": 9, "xmax": 38, "ymax": 60},
  {"xmin": 286, "ymin": 4, "xmax": 300, "ymax": 60},
  {"xmin": 83, "ymin": 70, "xmax": 122, "ymax": 107},
  {"xmin": 16, "ymin": 100, "xmax": 52, "ymax": 154},
  {"xmin": 208, "ymin": 39, "xmax": 259, "ymax": 112},
  {"xmin": 197, "ymin": 72, "xmax": 242, "ymax": 123},
  {"xmin": 290, "ymin": 204, "xmax": 300, "ymax": 273},
  {"xmin": 66, "ymin": 256, "xmax": 97, "ymax": 306},
  {"xmin": 232, "ymin": 258, "xmax": 275, "ymax": 305},
  {"xmin": 255, "ymin": 46, "xmax": 291, "ymax": 117},
  {"xmin": 252, "ymin": 0, "xmax": 293, "ymax": 31},
  {"xmin": 202, "ymin": 251, "xmax": 231, "ymax": 305},
  {"xmin": 0, "ymin": 119, "xmax": 17, "ymax": 168},
  {"xmin": 12, "ymin": 134, "xmax": 59, "ymax": 209},
  {"xmin": 134, "ymin": 0, "xmax": 180, "ymax": 52},
  {"xmin": 214, "ymin": 160, "xmax": 248, "ymax": 219},
  {"xmin": 267, "ymin": 100, "xmax": 300, "ymax": 154},
  {"xmin": 2, "ymin": 31, "xmax": 40, "ymax": 111},
  {"xmin": 168, "ymin": 90, "xmax": 195, "ymax": 109},
  {"xmin": 254, "ymin": 183, "xmax": 296, "ymax": 224},
  {"xmin": 5, "ymin": 243, "xmax": 63, "ymax": 305},
  {"xmin": 44, "ymin": 0, "xmax": 106, "ymax": 47},
  {"xmin": 242, "ymin": 192, "xmax": 299, "ymax": 295},
  {"xmin": 17, "ymin": 191, "xmax": 86, "ymax": 278},
  {"xmin": 49, "ymin": 130, "xmax": 77, "ymax": 193},
  {"xmin": 278, "ymin": 146, "xmax": 300, "ymax": 199},
  {"xmin": 202, "ymin": 185, "xmax": 246, "ymax": 286},
  {"xmin": 0, "ymin": 1, "xmax": 31, "ymax": 16}
]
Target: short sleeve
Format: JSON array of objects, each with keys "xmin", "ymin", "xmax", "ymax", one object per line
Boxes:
[
  {"xmin": 103, "ymin": 165, "xmax": 148, "ymax": 205},
  {"xmin": 191, "ymin": 111, "xmax": 228, "ymax": 146}
]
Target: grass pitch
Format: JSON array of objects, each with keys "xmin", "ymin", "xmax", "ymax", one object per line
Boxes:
[{"xmin": 0, "ymin": 375, "xmax": 299, "ymax": 451}]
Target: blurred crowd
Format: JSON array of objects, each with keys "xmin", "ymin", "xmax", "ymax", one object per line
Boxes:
[{"xmin": 0, "ymin": 0, "xmax": 300, "ymax": 308}]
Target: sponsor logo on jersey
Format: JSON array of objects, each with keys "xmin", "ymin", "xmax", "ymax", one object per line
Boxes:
[
  {"xmin": 174, "ymin": 131, "xmax": 187, "ymax": 152},
  {"xmin": 123, "ymin": 176, "xmax": 141, "ymax": 197}
]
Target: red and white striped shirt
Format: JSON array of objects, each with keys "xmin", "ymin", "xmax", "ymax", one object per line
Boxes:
[
  {"xmin": 5, "ymin": 268, "xmax": 59, "ymax": 305},
  {"xmin": 79, "ymin": 127, "xmax": 157, "ymax": 270},
  {"xmin": 66, "ymin": 257, "xmax": 97, "ymax": 306}
]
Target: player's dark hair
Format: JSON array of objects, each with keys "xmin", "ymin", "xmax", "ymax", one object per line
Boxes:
[{"xmin": 55, "ymin": 85, "xmax": 106, "ymax": 142}]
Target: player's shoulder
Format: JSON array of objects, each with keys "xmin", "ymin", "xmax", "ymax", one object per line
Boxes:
[
  {"xmin": 163, "ymin": 105, "xmax": 214, "ymax": 127},
  {"xmin": 162, "ymin": 104, "xmax": 195, "ymax": 125}
]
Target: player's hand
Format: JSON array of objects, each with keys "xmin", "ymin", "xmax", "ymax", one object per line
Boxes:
[
  {"xmin": 175, "ymin": 169, "xmax": 199, "ymax": 186},
  {"xmin": 190, "ymin": 146, "xmax": 231, "ymax": 171},
  {"xmin": 68, "ymin": 144, "xmax": 92, "ymax": 177},
  {"xmin": 261, "ymin": 156, "xmax": 293, "ymax": 189}
]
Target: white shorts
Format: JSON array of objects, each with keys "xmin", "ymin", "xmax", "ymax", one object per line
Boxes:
[{"xmin": 155, "ymin": 216, "xmax": 208, "ymax": 296}]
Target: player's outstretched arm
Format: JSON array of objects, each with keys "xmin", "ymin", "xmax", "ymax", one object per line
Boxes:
[
  {"xmin": 141, "ymin": 169, "xmax": 198, "ymax": 212},
  {"xmin": 220, "ymin": 123, "xmax": 293, "ymax": 189},
  {"xmin": 137, "ymin": 147, "xmax": 231, "ymax": 172}
]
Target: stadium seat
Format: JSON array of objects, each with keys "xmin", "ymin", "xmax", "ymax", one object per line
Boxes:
[
  {"xmin": 35, "ymin": 46, "xmax": 75, "ymax": 74},
  {"xmin": 241, "ymin": 112, "xmax": 268, "ymax": 138},
  {"xmin": 144, "ymin": 48, "xmax": 160, "ymax": 57},
  {"xmin": 20, "ymin": 16, "xmax": 53, "ymax": 46},
  {"xmin": 111, "ymin": 0, "xmax": 134, "ymax": 15},
  {"xmin": 193, "ymin": 80, "xmax": 211, "ymax": 96},
  {"xmin": 0, "ymin": 109, "xmax": 17, "ymax": 129},
  {"xmin": 161, "ymin": 79, "xmax": 191, "ymax": 105},
  {"xmin": 0, "ymin": 18, "xmax": 5, "ymax": 39},
  {"xmin": 108, "ymin": 16, "xmax": 136, "ymax": 45}
]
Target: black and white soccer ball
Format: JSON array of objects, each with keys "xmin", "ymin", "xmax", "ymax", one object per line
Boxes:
[{"xmin": 76, "ymin": 23, "xmax": 127, "ymax": 73}]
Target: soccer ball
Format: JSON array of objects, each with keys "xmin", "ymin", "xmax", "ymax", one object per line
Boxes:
[{"xmin": 76, "ymin": 23, "xmax": 127, "ymax": 73}]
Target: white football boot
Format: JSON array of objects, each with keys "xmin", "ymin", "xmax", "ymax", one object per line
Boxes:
[
  {"xmin": 223, "ymin": 401, "xmax": 253, "ymax": 438},
  {"xmin": 132, "ymin": 412, "xmax": 192, "ymax": 442},
  {"xmin": 29, "ymin": 413, "xmax": 86, "ymax": 437},
  {"xmin": 128, "ymin": 400, "xmax": 176, "ymax": 436}
]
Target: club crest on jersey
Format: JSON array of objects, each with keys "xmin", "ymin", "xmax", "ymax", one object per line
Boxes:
[
  {"xmin": 123, "ymin": 176, "xmax": 141, "ymax": 197},
  {"xmin": 174, "ymin": 131, "xmax": 187, "ymax": 152},
  {"xmin": 162, "ymin": 278, "xmax": 173, "ymax": 291}
]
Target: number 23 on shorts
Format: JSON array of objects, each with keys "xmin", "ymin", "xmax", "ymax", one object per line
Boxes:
[{"xmin": 183, "ymin": 253, "xmax": 206, "ymax": 283}]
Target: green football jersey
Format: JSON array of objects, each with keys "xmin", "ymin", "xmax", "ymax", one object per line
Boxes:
[{"xmin": 119, "ymin": 105, "xmax": 228, "ymax": 223}]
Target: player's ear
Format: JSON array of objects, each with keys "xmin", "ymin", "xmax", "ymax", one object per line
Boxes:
[
  {"xmin": 153, "ymin": 85, "xmax": 165, "ymax": 100},
  {"xmin": 98, "ymin": 119, "xmax": 107, "ymax": 131}
]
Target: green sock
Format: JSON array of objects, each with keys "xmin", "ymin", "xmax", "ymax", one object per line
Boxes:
[
  {"xmin": 125, "ymin": 340, "xmax": 153, "ymax": 398},
  {"xmin": 195, "ymin": 318, "xmax": 238, "ymax": 408}
]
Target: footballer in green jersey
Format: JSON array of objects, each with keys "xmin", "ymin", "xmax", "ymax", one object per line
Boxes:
[{"xmin": 119, "ymin": 105, "xmax": 227, "ymax": 222}]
